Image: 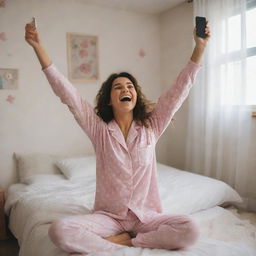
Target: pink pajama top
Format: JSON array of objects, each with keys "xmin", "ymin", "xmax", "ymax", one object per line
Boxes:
[{"xmin": 43, "ymin": 61, "xmax": 200, "ymax": 223}]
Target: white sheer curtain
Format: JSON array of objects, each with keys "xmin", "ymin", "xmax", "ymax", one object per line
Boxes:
[{"xmin": 186, "ymin": 0, "xmax": 256, "ymax": 208}]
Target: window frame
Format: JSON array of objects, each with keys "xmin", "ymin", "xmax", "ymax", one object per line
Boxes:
[{"xmin": 219, "ymin": 0, "xmax": 256, "ymax": 108}]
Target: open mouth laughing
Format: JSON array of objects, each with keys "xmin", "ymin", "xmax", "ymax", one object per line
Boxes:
[{"xmin": 120, "ymin": 96, "xmax": 132, "ymax": 102}]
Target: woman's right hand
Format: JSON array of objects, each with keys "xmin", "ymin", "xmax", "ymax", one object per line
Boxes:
[
  {"xmin": 24, "ymin": 23, "xmax": 52, "ymax": 69},
  {"xmin": 25, "ymin": 23, "xmax": 41, "ymax": 48}
]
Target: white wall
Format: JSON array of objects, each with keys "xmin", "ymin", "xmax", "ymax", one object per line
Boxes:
[
  {"xmin": 158, "ymin": 2, "xmax": 194, "ymax": 169},
  {"xmin": 0, "ymin": 0, "xmax": 162, "ymax": 189}
]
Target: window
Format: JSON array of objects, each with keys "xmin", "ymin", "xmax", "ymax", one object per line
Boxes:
[{"xmin": 220, "ymin": 0, "xmax": 256, "ymax": 106}]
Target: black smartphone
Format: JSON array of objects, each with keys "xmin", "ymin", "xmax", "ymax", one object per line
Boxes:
[{"xmin": 195, "ymin": 16, "xmax": 207, "ymax": 38}]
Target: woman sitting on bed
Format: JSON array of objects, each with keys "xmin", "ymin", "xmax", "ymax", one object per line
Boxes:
[{"xmin": 25, "ymin": 21, "xmax": 210, "ymax": 255}]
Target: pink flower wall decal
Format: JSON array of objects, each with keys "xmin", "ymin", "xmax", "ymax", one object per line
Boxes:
[
  {"xmin": 0, "ymin": 1, "xmax": 5, "ymax": 8},
  {"xmin": 6, "ymin": 95, "xmax": 15, "ymax": 103},
  {"xmin": 79, "ymin": 63, "xmax": 92, "ymax": 74},
  {"xmin": 139, "ymin": 49, "xmax": 146, "ymax": 58},
  {"xmin": 0, "ymin": 32, "xmax": 7, "ymax": 41}
]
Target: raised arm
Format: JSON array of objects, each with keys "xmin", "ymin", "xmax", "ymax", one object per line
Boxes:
[
  {"xmin": 150, "ymin": 25, "xmax": 210, "ymax": 139},
  {"xmin": 25, "ymin": 23, "xmax": 52, "ymax": 69},
  {"xmin": 24, "ymin": 23, "xmax": 101, "ymax": 142}
]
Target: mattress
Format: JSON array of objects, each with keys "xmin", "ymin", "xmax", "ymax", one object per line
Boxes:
[{"xmin": 4, "ymin": 161, "xmax": 256, "ymax": 256}]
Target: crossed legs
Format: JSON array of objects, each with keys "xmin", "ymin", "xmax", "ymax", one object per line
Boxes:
[
  {"xmin": 106, "ymin": 213, "xmax": 200, "ymax": 250},
  {"xmin": 48, "ymin": 212, "xmax": 199, "ymax": 254}
]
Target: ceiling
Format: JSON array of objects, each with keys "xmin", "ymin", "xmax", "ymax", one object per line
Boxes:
[{"xmin": 82, "ymin": 0, "xmax": 188, "ymax": 14}]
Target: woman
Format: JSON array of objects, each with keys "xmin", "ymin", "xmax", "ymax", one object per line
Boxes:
[{"xmin": 25, "ymin": 21, "xmax": 210, "ymax": 255}]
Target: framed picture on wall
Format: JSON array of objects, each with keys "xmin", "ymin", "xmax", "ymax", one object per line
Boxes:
[{"xmin": 67, "ymin": 33, "xmax": 99, "ymax": 82}]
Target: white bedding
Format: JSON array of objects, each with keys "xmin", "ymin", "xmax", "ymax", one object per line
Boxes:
[{"xmin": 5, "ymin": 164, "xmax": 256, "ymax": 256}]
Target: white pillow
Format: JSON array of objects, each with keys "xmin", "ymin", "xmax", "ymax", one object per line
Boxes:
[
  {"xmin": 157, "ymin": 163, "xmax": 243, "ymax": 215},
  {"xmin": 23, "ymin": 174, "xmax": 66, "ymax": 185},
  {"xmin": 55, "ymin": 155, "xmax": 96, "ymax": 179},
  {"xmin": 14, "ymin": 153, "xmax": 63, "ymax": 183}
]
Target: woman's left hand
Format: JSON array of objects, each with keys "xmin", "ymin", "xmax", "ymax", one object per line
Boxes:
[
  {"xmin": 190, "ymin": 22, "xmax": 211, "ymax": 63},
  {"xmin": 193, "ymin": 21, "xmax": 211, "ymax": 48}
]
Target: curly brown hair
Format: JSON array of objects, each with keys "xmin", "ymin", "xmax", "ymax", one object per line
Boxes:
[{"xmin": 95, "ymin": 72, "xmax": 155, "ymax": 128}]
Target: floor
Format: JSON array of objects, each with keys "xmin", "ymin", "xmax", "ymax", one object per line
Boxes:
[{"xmin": 0, "ymin": 236, "xmax": 19, "ymax": 256}]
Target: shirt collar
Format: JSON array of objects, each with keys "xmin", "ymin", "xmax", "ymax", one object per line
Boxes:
[{"xmin": 107, "ymin": 120, "xmax": 140, "ymax": 149}]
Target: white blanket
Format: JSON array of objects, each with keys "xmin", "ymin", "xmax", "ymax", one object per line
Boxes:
[{"xmin": 5, "ymin": 175, "xmax": 256, "ymax": 256}]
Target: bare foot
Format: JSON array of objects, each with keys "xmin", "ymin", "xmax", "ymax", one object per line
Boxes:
[{"xmin": 105, "ymin": 232, "xmax": 133, "ymax": 247}]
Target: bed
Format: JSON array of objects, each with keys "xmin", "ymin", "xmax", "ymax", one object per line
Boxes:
[{"xmin": 4, "ymin": 153, "xmax": 256, "ymax": 256}]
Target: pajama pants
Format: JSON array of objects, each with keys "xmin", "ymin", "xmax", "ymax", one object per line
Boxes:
[{"xmin": 48, "ymin": 209, "xmax": 199, "ymax": 255}]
